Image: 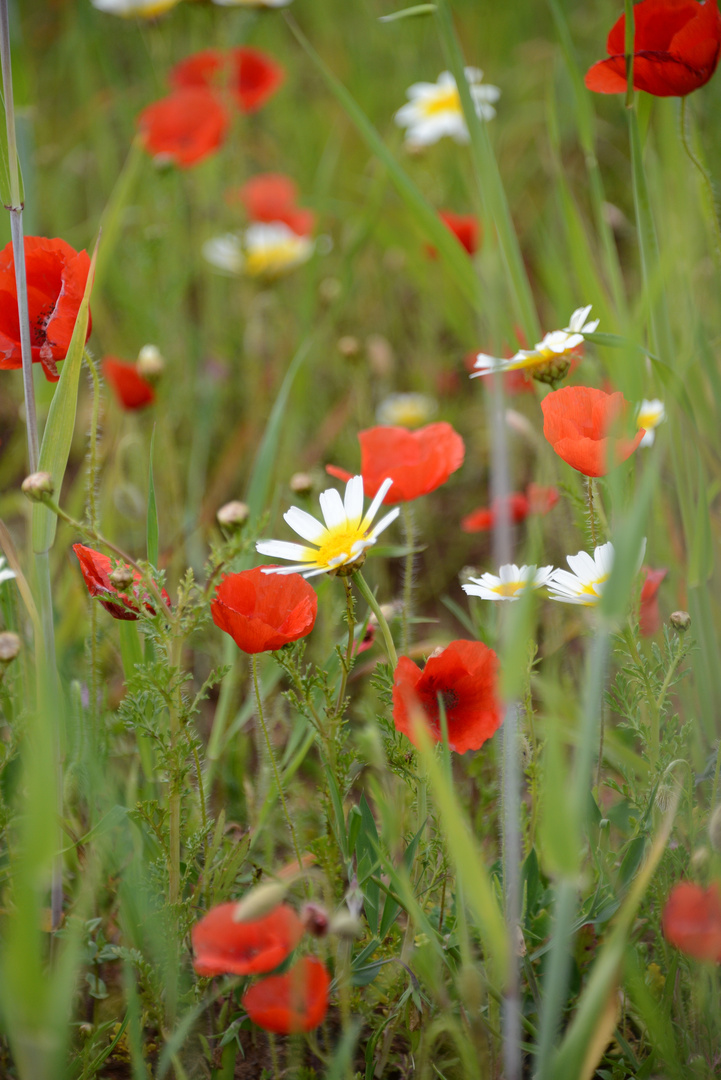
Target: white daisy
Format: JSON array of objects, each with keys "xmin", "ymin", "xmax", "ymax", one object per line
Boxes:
[
  {"xmin": 394, "ymin": 69, "xmax": 500, "ymax": 149},
  {"xmin": 202, "ymin": 234, "xmax": 245, "ymax": 276},
  {"xmin": 203, "ymin": 224, "xmax": 315, "ymax": 280},
  {"xmin": 636, "ymin": 398, "xmax": 665, "ymax": 447},
  {"xmin": 547, "ymin": 539, "xmax": 646, "ymax": 606},
  {"xmin": 0, "ymin": 558, "xmax": 15, "ymax": 586},
  {"xmin": 463, "ymin": 564, "xmax": 554, "ymax": 602},
  {"xmin": 256, "ymin": 475, "xmax": 400, "ymax": 578},
  {"xmin": 376, "ymin": 392, "xmax": 438, "ymax": 428},
  {"xmin": 471, "ymin": 305, "xmax": 599, "ymax": 383},
  {"xmin": 91, "ymin": 0, "xmax": 179, "ymax": 16}
]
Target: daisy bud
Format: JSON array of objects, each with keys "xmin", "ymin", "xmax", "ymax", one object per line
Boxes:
[
  {"xmin": 301, "ymin": 903, "xmax": 329, "ymax": 937},
  {"xmin": 109, "ymin": 565, "xmax": 135, "ymax": 590},
  {"xmin": 0, "ymin": 631, "xmax": 21, "ymax": 664},
  {"xmin": 21, "ymin": 471, "xmax": 54, "ymax": 501},
  {"xmin": 709, "ymin": 805, "xmax": 721, "ymax": 853},
  {"xmin": 137, "ymin": 344, "xmax": 165, "ymax": 381},
  {"xmin": 337, "ymin": 335, "xmax": 360, "ymax": 360},
  {"xmin": 216, "ymin": 500, "xmax": 249, "ymax": 530},
  {"xmin": 289, "ymin": 472, "xmax": 313, "ymax": 496},
  {"xmin": 670, "ymin": 610, "xmax": 691, "ymax": 633},
  {"xmin": 327, "ymin": 911, "xmax": 363, "ymax": 939},
  {"xmin": 233, "ymin": 881, "xmax": 288, "ymax": 923}
]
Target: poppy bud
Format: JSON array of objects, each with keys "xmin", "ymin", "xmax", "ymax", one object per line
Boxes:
[
  {"xmin": 137, "ymin": 344, "xmax": 164, "ymax": 381},
  {"xmin": 216, "ymin": 501, "xmax": 249, "ymax": 530},
  {"xmin": 109, "ymin": 565, "xmax": 136, "ymax": 590},
  {"xmin": 301, "ymin": 903, "xmax": 329, "ymax": 937},
  {"xmin": 670, "ymin": 611, "xmax": 691, "ymax": 633},
  {"xmin": 289, "ymin": 472, "xmax": 313, "ymax": 496},
  {"xmin": 233, "ymin": 882, "xmax": 288, "ymax": 922},
  {"xmin": 337, "ymin": 335, "xmax": 360, "ymax": 360},
  {"xmin": 21, "ymin": 471, "xmax": 54, "ymax": 500},
  {"xmin": 0, "ymin": 631, "xmax": 20, "ymax": 664}
]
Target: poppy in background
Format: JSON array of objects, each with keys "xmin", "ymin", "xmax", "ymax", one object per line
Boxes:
[
  {"xmin": 541, "ymin": 385, "xmax": 645, "ymax": 477},
  {"xmin": 192, "ymin": 902, "xmax": 305, "ymax": 977},
  {"xmin": 73, "ymin": 544, "xmax": 171, "ymax": 621},
  {"xmin": 662, "ymin": 881, "xmax": 721, "ymax": 961},
  {"xmin": 170, "ymin": 47, "xmax": 285, "ymax": 113},
  {"xmin": 211, "ymin": 567, "xmax": 317, "ymax": 653},
  {"xmin": 461, "ymin": 493, "xmax": 529, "ymax": 533},
  {"xmin": 242, "ymin": 956, "xmax": 330, "ymax": 1033},
  {"xmin": 392, "ymin": 639, "xmax": 502, "ymax": 754},
  {"xmin": 229, "ymin": 173, "xmax": 316, "ymax": 236},
  {"xmin": 639, "ymin": 566, "xmax": 668, "ymax": 636},
  {"xmin": 585, "ymin": 0, "xmax": 721, "ymax": 97},
  {"xmin": 103, "ymin": 357, "xmax": 155, "ymax": 410},
  {"xmin": 0, "ymin": 236, "xmax": 91, "ymax": 382},
  {"xmin": 326, "ymin": 422, "xmax": 465, "ymax": 505},
  {"xmin": 428, "ymin": 212, "xmax": 480, "ymax": 257},
  {"xmin": 138, "ymin": 88, "xmax": 229, "ymax": 168}
]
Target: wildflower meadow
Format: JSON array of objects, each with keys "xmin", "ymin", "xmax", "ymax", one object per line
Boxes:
[{"xmin": 2, "ymin": 0, "xmax": 721, "ymax": 1076}]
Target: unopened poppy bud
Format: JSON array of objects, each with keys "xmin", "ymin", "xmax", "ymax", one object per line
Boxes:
[
  {"xmin": 109, "ymin": 565, "xmax": 135, "ymax": 590},
  {"xmin": 709, "ymin": 805, "xmax": 721, "ymax": 853},
  {"xmin": 328, "ymin": 911, "xmax": 363, "ymax": 939},
  {"xmin": 337, "ymin": 335, "xmax": 360, "ymax": 360},
  {"xmin": 670, "ymin": 610, "xmax": 691, "ymax": 633},
  {"xmin": 289, "ymin": 472, "xmax": 313, "ymax": 496},
  {"xmin": 216, "ymin": 500, "xmax": 249, "ymax": 529},
  {"xmin": 21, "ymin": 471, "xmax": 54, "ymax": 501},
  {"xmin": 233, "ymin": 882, "xmax": 287, "ymax": 923},
  {"xmin": 319, "ymin": 276, "xmax": 342, "ymax": 304},
  {"xmin": 301, "ymin": 903, "xmax": 329, "ymax": 937},
  {"xmin": 137, "ymin": 344, "xmax": 164, "ymax": 381},
  {"xmin": 0, "ymin": 631, "xmax": 20, "ymax": 664}
]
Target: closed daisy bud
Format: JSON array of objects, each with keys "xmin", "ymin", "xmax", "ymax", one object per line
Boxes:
[
  {"xmin": 216, "ymin": 501, "xmax": 250, "ymax": 529},
  {"xmin": 137, "ymin": 344, "xmax": 165, "ymax": 381},
  {"xmin": 0, "ymin": 631, "xmax": 21, "ymax": 664},
  {"xmin": 670, "ymin": 610, "xmax": 691, "ymax": 633},
  {"xmin": 337, "ymin": 335, "xmax": 361, "ymax": 360},
  {"xmin": 22, "ymin": 471, "xmax": 54, "ymax": 500}
]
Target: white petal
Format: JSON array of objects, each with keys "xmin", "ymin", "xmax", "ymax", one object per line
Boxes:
[
  {"xmin": 256, "ymin": 540, "xmax": 314, "ymax": 562},
  {"xmin": 284, "ymin": 506, "xmax": 325, "ymax": 543},
  {"xmin": 343, "ymin": 475, "xmax": 364, "ymax": 524},
  {"xmin": 319, "ymin": 487, "xmax": 346, "ymax": 529},
  {"xmin": 566, "ymin": 551, "xmax": 599, "ymax": 582},
  {"xmin": 368, "ymin": 506, "xmax": 400, "ymax": 539},
  {"xmin": 361, "ymin": 477, "xmax": 394, "ymax": 530}
]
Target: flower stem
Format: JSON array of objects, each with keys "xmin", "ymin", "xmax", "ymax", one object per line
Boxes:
[
  {"xmin": 334, "ymin": 577, "xmax": 355, "ymax": 718},
  {"xmin": 354, "ymin": 571, "xmax": 398, "ymax": 667},
  {"xmin": 586, "ymin": 477, "xmax": 597, "ymax": 547},
  {"xmin": 252, "ymin": 655, "xmax": 305, "ymax": 874},
  {"xmin": 400, "ymin": 502, "xmax": 416, "ymax": 655}
]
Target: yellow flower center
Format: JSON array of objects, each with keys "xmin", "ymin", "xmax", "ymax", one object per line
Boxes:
[
  {"xmin": 245, "ymin": 238, "xmax": 306, "ymax": 278},
  {"xmin": 492, "ymin": 580, "xmax": 525, "ymax": 597},
  {"xmin": 579, "ymin": 574, "xmax": 609, "ymax": 602},
  {"xmin": 420, "ymin": 87, "xmax": 461, "ymax": 117},
  {"xmin": 315, "ymin": 524, "xmax": 368, "ymax": 568}
]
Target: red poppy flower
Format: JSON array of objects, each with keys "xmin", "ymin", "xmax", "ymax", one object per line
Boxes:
[
  {"xmin": 585, "ymin": 0, "xmax": 721, "ymax": 97},
  {"xmin": 392, "ymin": 639, "xmax": 503, "ymax": 754},
  {"xmin": 662, "ymin": 881, "xmax": 721, "ymax": 961},
  {"xmin": 639, "ymin": 566, "xmax": 668, "ymax": 636},
  {"xmin": 170, "ymin": 47, "xmax": 284, "ymax": 113},
  {"xmin": 137, "ymin": 88, "xmax": 229, "ymax": 168},
  {"xmin": 228, "ymin": 173, "xmax": 316, "ymax": 236},
  {"xmin": 192, "ymin": 902, "xmax": 305, "ymax": 977},
  {"xmin": 242, "ymin": 956, "xmax": 330, "ymax": 1034},
  {"xmin": 0, "ymin": 236, "xmax": 92, "ymax": 382},
  {"xmin": 541, "ymin": 385, "xmax": 645, "ymax": 478},
  {"xmin": 73, "ymin": 544, "xmax": 171, "ymax": 621},
  {"xmin": 211, "ymin": 567, "xmax": 317, "ymax": 654},
  {"xmin": 326, "ymin": 422, "xmax": 465, "ymax": 505},
  {"xmin": 439, "ymin": 211, "xmax": 480, "ymax": 255},
  {"xmin": 461, "ymin": 493, "xmax": 530, "ymax": 533},
  {"xmin": 102, "ymin": 357, "xmax": 155, "ymax": 410},
  {"xmin": 525, "ymin": 483, "xmax": 560, "ymax": 515}
]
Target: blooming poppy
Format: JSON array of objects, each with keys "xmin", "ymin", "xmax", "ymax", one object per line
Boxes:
[
  {"xmin": 461, "ymin": 493, "xmax": 530, "ymax": 533},
  {"xmin": 102, "ymin": 357, "xmax": 155, "ymax": 410},
  {"xmin": 0, "ymin": 236, "xmax": 92, "ymax": 382},
  {"xmin": 662, "ymin": 881, "xmax": 721, "ymax": 961},
  {"xmin": 525, "ymin": 483, "xmax": 560, "ymax": 515},
  {"xmin": 211, "ymin": 567, "xmax": 317, "ymax": 653},
  {"xmin": 137, "ymin": 88, "xmax": 229, "ymax": 168},
  {"xmin": 256, "ymin": 475, "xmax": 399, "ymax": 578},
  {"xmin": 326, "ymin": 423, "xmax": 465, "ymax": 505},
  {"xmin": 242, "ymin": 956, "xmax": 330, "ymax": 1033},
  {"xmin": 170, "ymin": 47, "xmax": 285, "ymax": 113},
  {"xmin": 585, "ymin": 0, "xmax": 721, "ymax": 97},
  {"xmin": 639, "ymin": 566, "xmax": 668, "ymax": 636},
  {"xmin": 541, "ymin": 385, "xmax": 645, "ymax": 477},
  {"xmin": 392, "ymin": 639, "xmax": 502, "ymax": 754},
  {"xmin": 73, "ymin": 544, "xmax": 171, "ymax": 621},
  {"xmin": 192, "ymin": 902, "xmax": 305, "ymax": 977},
  {"xmin": 229, "ymin": 173, "xmax": 315, "ymax": 236}
]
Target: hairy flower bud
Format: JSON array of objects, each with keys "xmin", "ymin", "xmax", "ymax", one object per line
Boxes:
[
  {"xmin": 216, "ymin": 500, "xmax": 249, "ymax": 529},
  {"xmin": 109, "ymin": 565, "xmax": 136, "ymax": 590},
  {"xmin": 21, "ymin": 471, "xmax": 54, "ymax": 501},
  {"xmin": 670, "ymin": 610, "xmax": 691, "ymax": 633},
  {"xmin": 0, "ymin": 631, "xmax": 21, "ymax": 663}
]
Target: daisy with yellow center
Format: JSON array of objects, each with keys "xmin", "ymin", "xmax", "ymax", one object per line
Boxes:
[
  {"xmin": 636, "ymin": 398, "xmax": 665, "ymax": 447},
  {"xmin": 394, "ymin": 69, "xmax": 500, "ymax": 149},
  {"xmin": 256, "ymin": 476, "xmax": 400, "ymax": 578},
  {"xmin": 376, "ymin": 392, "xmax": 438, "ymax": 428},
  {"xmin": 211, "ymin": 0, "xmax": 292, "ymax": 6},
  {"xmin": 547, "ymin": 539, "xmax": 646, "ymax": 606},
  {"xmin": 472, "ymin": 305, "xmax": 599, "ymax": 385},
  {"xmin": 463, "ymin": 564, "xmax": 554, "ymax": 602},
  {"xmin": 92, "ymin": 0, "xmax": 180, "ymax": 16},
  {"xmin": 203, "ymin": 224, "xmax": 315, "ymax": 280}
]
